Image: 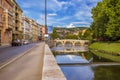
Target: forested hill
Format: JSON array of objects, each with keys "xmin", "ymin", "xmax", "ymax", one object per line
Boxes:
[{"xmin": 55, "ymin": 27, "xmax": 88, "ymax": 31}]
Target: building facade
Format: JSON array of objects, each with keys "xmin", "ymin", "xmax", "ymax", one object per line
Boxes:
[
  {"xmin": 22, "ymin": 16, "xmax": 42, "ymax": 42},
  {"xmin": 12, "ymin": 0, "xmax": 23, "ymax": 40},
  {"xmin": 41, "ymin": 25, "xmax": 48, "ymax": 40},
  {"xmin": 0, "ymin": 0, "xmax": 14, "ymax": 46},
  {"xmin": 22, "ymin": 16, "xmax": 32, "ymax": 41},
  {"xmin": 0, "ymin": 0, "xmax": 45, "ymax": 46},
  {"xmin": 38, "ymin": 24, "xmax": 42, "ymax": 41},
  {"xmin": 31, "ymin": 20, "xmax": 39, "ymax": 42}
]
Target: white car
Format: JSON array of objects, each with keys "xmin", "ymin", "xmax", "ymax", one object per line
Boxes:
[{"xmin": 23, "ymin": 40, "xmax": 29, "ymax": 45}]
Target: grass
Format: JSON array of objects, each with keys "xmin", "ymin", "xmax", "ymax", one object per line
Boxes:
[
  {"xmin": 91, "ymin": 50, "xmax": 120, "ymax": 62},
  {"xmin": 89, "ymin": 42, "xmax": 120, "ymax": 54}
]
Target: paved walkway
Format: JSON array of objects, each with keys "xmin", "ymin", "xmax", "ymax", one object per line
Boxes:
[
  {"xmin": 42, "ymin": 44, "xmax": 66, "ymax": 80},
  {"xmin": 0, "ymin": 42, "xmax": 45, "ymax": 80},
  {"xmin": 0, "ymin": 42, "xmax": 66, "ymax": 80}
]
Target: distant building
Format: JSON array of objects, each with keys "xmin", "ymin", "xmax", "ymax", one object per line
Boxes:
[
  {"xmin": 22, "ymin": 16, "xmax": 42, "ymax": 42},
  {"xmin": 22, "ymin": 16, "xmax": 32, "ymax": 41},
  {"xmin": 0, "ymin": 0, "xmax": 14, "ymax": 46},
  {"xmin": 38, "ymin": 25, "xmax": 43, "ymax": 41},
  {"xmin": 31, "ymin": 20, "xmax": 39, "ymax": 42},
  {"xmin": 54, "ymin": 27, "xmax": 88, "ymax": 39},
  {"xmin": 41, "ymin": 25, "xmax": 48, "ymax": 40}
]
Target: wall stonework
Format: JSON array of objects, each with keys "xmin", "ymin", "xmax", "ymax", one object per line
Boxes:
[{"xmin": 0, "ymin": 0, "xmax": 14, "ymax": 46}]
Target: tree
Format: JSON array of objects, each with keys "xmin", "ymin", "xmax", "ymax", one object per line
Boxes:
[
  {"xmin": 91, "ymin": 0, "xmax": 109, "ymax": 40},
  {"xmin": 105, "ymin": 0, "xmax": 120, "ymax": 40},
  {"xmin": 91, "ymin": 0, "xmax": 120, "ymax": 41},
  {"xmin": 82, "ymin": 28, "xmax": 92, "ymax": 40},
  {"xmin": 65, "ymin": 34, "xmax": 78, "ymax": 39},
  {"xmin": 51, "ymin": 28, "xmax": 59, "ymax": 39},
  {"xmin": 78, "ymin": 31, "xmax": 83, "ymax": 39}
]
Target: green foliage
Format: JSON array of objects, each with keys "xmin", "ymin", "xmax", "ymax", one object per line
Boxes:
[
  {"xmin": 91, "ymin": 51, "xmax": 120, "ymax": 62},
  {"xmin": 83, "ymin": 28, "xmax": 92, "ymax": 40},
  {"xmin": 65, "ymin": 34, "xmax": 78, "ymax": 39},
  {"xmin": 89, "ymin": 42, "xmax": 120, "ymax": 53},
  {"xmin": 105, "ymin": 0, "xmax": 120, "ymax": 40},
  {"xmin": 78, "ymin": 28, "xmax": 92, "ymax": 41},
  {"xmin": 91, "ymin": 0, "xmax": 120, "ymax": 41},
  {"xmin": 78, "ymin": 31, "xmax": 83, "ymax": 39},
  {"xmin": 51, "ymin": 28, "xmax": 59, "ymax": 39}
]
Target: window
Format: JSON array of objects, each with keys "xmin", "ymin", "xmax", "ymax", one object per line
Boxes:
[
  {"xmin": 2, "ymin": 15, "xmax": 5, "ymax": 22},
  {"xmin": 15, "ymin": 27, "xmax": 18, "ymax": 30},
  {"xmin": 8, "ymin": 16, "xmax": 13, "ymax": 25}
]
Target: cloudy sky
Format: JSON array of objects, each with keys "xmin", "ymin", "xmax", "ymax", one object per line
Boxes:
[{"xmin": 16, "ymin": 0, "xmax": 101, "ymax": 28}]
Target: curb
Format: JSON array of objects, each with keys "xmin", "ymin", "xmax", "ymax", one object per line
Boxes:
[{"xmin": 0, "ymin": 44, "xmax": 38, "ymax": 70}]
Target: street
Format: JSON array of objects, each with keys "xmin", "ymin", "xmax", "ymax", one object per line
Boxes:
[
  {"xmin": 0, "ymin": 43, "xmax": 37, "ymax": 66},
  {"xmin": 0, "ymin": 42, "xmax": 45, "ymax": 80}
]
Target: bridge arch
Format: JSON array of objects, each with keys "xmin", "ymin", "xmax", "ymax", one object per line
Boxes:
[
  {"xmin": 74, "ymin": 41, "xmax": 81, "ymax": 46},
  {"xmin": 54, "ymin": 39, "xmax": 89, "ymax": 47}
]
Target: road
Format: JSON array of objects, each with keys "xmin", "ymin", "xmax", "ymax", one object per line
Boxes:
[
  {"xmin": 0, "ymin": 43, "xmax": 37, "ymax": 66},
  {"xmin": 0, "ymin": 42, "xmax": 45, "ymax": 80}
]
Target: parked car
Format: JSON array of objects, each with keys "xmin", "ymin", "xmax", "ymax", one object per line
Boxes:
[
  {"xmin": 11, "ymin": 39, "xmax": 17, "ymax": 46},
  {"xmin": 11, "ymin": 39, "xmax": 22, "ymax": 46},
  {"xmin": 23, "ymin": 40, "xmax": 29, "ymax": 45}
]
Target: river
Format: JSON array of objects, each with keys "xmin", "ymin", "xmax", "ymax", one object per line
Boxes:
[{"xmin": 51, "ymin": 44, "xmax": 120, "ymax": 80}]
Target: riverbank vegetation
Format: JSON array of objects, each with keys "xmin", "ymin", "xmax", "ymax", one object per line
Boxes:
[
  {"xmin": 89, "ymin": 42, "xmax": 120, "ymax": 62},
  {"xmin": 91, "ymin": 50, "xmax": 120, "ymax": 62},
  {"xmin": 89, "ymin": 42, "xmax": 120, "ymax": 54},
  {"xmin": 88, "ymin": 0, "xmax": 120, "ymax": 62}
]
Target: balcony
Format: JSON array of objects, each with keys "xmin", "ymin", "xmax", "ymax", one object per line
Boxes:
[{"xmin": 6, "ymin": 25, "xmax": 12, "ymax": 31}]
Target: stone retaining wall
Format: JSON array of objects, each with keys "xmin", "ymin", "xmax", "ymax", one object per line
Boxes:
[{"xmin": 42, "ymin": 44, "xmax": 66, "ymax": 80}]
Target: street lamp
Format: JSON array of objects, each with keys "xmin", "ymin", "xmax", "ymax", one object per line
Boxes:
[
  {"xmin": 45, "ymin": 0, "xmax": 47, "ymax": 28},
  {"xmin": 44, "ymin": 0, "xmax": 48, "ymax": 35}
]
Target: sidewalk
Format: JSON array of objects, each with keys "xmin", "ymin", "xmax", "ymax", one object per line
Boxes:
[
  {"xmin": 0, "ymin": 45, "xmax": 10, "ymax": 49},
  {"xmin": 42, "ymin": 44, "xmax": 66, "ymax": 80},
  {"xmin": 0, "ymin": 42, "xmax": 45, "ymax": 80}
]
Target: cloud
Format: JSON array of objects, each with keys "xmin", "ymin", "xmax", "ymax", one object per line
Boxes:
[
  {"xmin": 47, "ymin": 0, "xmax": 68, "ymax": 12},
  {"xmin": 16, "ymin": 0, "xmax": 102, "ymax": 29},
  {"xmin": 72, "ymin": 22, "xmax": 89, "ymax": 25},
  {"xmin": 48, "ymin": 13, "xmax": 57, "ymax": 16},
  {"xmin": 66, "ymin": 23, "xmax": 75, "ymax": 28},
  {"xmin": 36, "ymin": 14, "xmax": 45, "ymax": 25}
]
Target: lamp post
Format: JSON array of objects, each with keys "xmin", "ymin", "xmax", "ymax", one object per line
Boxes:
[
  {"xmin": 45, "ymin": 0, "xmax": 47, "ymax": 29},
  {"xmin": 44, "ymin": 0, "xmax": 48, "ymax": 41}
]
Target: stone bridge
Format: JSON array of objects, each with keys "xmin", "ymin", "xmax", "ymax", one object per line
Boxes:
[{"xmin": 54, "ymin": 39, "xmax": 89, "ymax": 46}]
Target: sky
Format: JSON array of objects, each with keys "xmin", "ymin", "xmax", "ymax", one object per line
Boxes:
[{"xmin": 16, "ymin": 0, "xmax": 101, "ymax": 29}]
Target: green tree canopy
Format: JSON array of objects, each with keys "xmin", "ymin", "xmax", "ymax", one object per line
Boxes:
[
  {"xmin": 51, "ymin": 28, "xmax": 59, "ymax": 39},
  {"xmin": 65, "ymin": 34, "xmax": 78, "ymax": 39},
  {"xmin": 91, "ymin": 0, "xmax": 120, "ymax": 41}
]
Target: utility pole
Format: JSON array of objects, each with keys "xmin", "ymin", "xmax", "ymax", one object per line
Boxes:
[
  {"xmin": 44, "ymin": 0, "xmax": 48, "ymax": 42},
  {"xmin": 45, "ymin": 0, "xmax": 47, "ymax": 31}
]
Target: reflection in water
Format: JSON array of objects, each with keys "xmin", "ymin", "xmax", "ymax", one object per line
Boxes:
[
  {"xmin": 53, "ymin": 45, "xmax": 120, "ymax": 80},
  {"xmin": 51, "ymin": 46, "xmax": 88, "ymax": 53},
  {"xmin": 55, "ymin": 54, "xmax": 120, "ymax": 80},
  {"xmin": 56, "ymin": 54, "xmax": 94, "ymax": 80},
  {"xmin": 81, "ymin": 53, "xmax": 86, "ymax": 59},
  {"xmin": 93, "ymin": 66, "xmax": 120, "ymax": 80},
  {"xmin": 56, "ymin": 54, "xmax": 89, "ymax": 64},
  {"xmin": 61, "ymin": 66, "xmax": 94, "ymax": 80}
]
